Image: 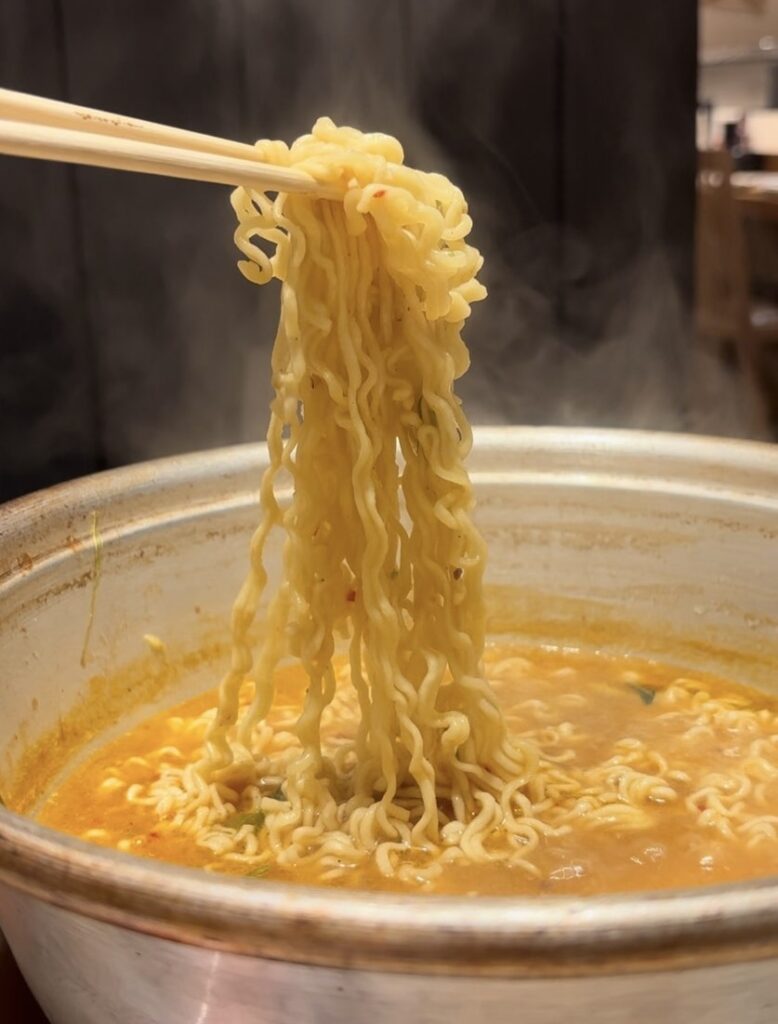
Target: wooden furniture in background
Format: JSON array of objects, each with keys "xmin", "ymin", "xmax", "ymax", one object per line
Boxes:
[
  {"xmin": 732, "ymin": 171, "xmax": 778, "ymax": 225},
  {"xmin": 700, "ymin": 0, "xmax": 766, "ymax": 11},
  {"xmin": 734, "ymin": 173, "xmax": 778, "ymax": 326},
  {"xmin": 696, "ymin": 150, "xmax": 778, "ymax": 433}
]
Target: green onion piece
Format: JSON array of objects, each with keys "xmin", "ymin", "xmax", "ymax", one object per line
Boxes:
[
  {"xmin": 246, "ymin": 864, "xmax": 271, "ymax": 880},
  {"xmin": 628, "ymin": 684, "xmax": 656, "ymax": 706},
  {"xmin": 223, "ymin": 810, "xmax": 265, "ymax": 831}
]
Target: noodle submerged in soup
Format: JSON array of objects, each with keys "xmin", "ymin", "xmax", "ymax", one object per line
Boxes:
[{"xmin": 39, "ymin": 645, "xmax": 778, "ymax": 896}]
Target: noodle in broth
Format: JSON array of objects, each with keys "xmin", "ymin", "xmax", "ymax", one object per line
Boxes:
[{"xmin": 39, "ymin": 646, "xmax": 778, "ymax": 894}]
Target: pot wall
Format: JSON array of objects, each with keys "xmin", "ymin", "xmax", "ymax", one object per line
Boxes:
[{"xmin": 2, "ymin": 887, "xmax": 777, "ymax": 1024}]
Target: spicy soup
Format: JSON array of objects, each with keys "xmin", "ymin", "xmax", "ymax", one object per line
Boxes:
[{"xmin": 37, "ymin": 645, "xmax": 778, "ymax": 896}]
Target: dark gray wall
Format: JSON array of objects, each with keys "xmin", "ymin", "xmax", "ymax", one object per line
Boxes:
[{"xmin": 0, "ymin": 0, "xmax": 698, "ymax": 500}]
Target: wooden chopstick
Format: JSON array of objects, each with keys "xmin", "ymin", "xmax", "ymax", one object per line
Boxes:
[
  {"xmin": 0, "ymin": 88, "xmax": 338, "ymax": 198},
  {"xmin": 0, "ymin": 87, "xmax": 261, "ymax": 160}
]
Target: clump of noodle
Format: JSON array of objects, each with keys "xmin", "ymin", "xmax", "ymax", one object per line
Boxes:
[{"xmin": 159, "ymin": 117, "xmax": 543, "ymax": 876}]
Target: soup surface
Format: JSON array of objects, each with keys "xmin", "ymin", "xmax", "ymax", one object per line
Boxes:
[{"xmin": 38, "ymin": 645, "xmax": 778, "ymax": 896}]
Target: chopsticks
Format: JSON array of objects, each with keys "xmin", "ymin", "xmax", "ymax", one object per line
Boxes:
[{"xmin": 0, "ymin": 88, "xmax": 338, "ymax": 198}]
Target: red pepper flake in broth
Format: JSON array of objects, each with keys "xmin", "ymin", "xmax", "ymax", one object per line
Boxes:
[{"xmin": 373, "ymin": 189, "xmax": 386, "ymax": 198}]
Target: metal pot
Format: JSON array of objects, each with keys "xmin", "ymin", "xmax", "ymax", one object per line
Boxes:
[{"xmin": 1, "ymin": 427, "xmax": 778, "ymax": 1024}]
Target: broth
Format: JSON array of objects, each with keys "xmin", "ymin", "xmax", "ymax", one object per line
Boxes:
[{"xmin": 38, "ymin": 645, "xmax": 778, "ymax": 896}]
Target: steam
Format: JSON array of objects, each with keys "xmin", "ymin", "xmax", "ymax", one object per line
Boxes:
[
  {"xmin": 230, "ymin": 0, "xmax": 748, "ymax": 444},
  {"xmin": 15, "ymin": 0, "xmax": 752, "ymax": 487}
]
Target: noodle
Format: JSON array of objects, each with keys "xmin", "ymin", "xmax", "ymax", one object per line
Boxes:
[
  {"xmin": 118, "ymin": 120, "xmax": 778, "ymax": 885},
  {"xmin": 136, "ymin": 117, "xmax": 549, "ymax": 877}
]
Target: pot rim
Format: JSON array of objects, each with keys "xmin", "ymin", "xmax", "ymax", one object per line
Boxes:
[{"xmin": 2, "ymin": 426, "xmax": 778, "ymax": 975}]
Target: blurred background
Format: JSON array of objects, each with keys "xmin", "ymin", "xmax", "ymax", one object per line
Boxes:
[{"xmin": 0, "ymin": 0, "xmax": 776, "ymax": 504}]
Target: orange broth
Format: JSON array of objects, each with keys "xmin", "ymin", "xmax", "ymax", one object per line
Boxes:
[{"xmin": 38, "ymin": 646, "xmax": 778, "ymax": 896}]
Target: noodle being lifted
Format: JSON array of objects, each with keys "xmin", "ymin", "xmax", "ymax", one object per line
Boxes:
[
  {"xmin": 142, "ymin": 117, "xmax": 544, "ymax": 882},
  {"xmin": 35, "ymin": 120, "xmax": 778, "ymax": 893}
]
